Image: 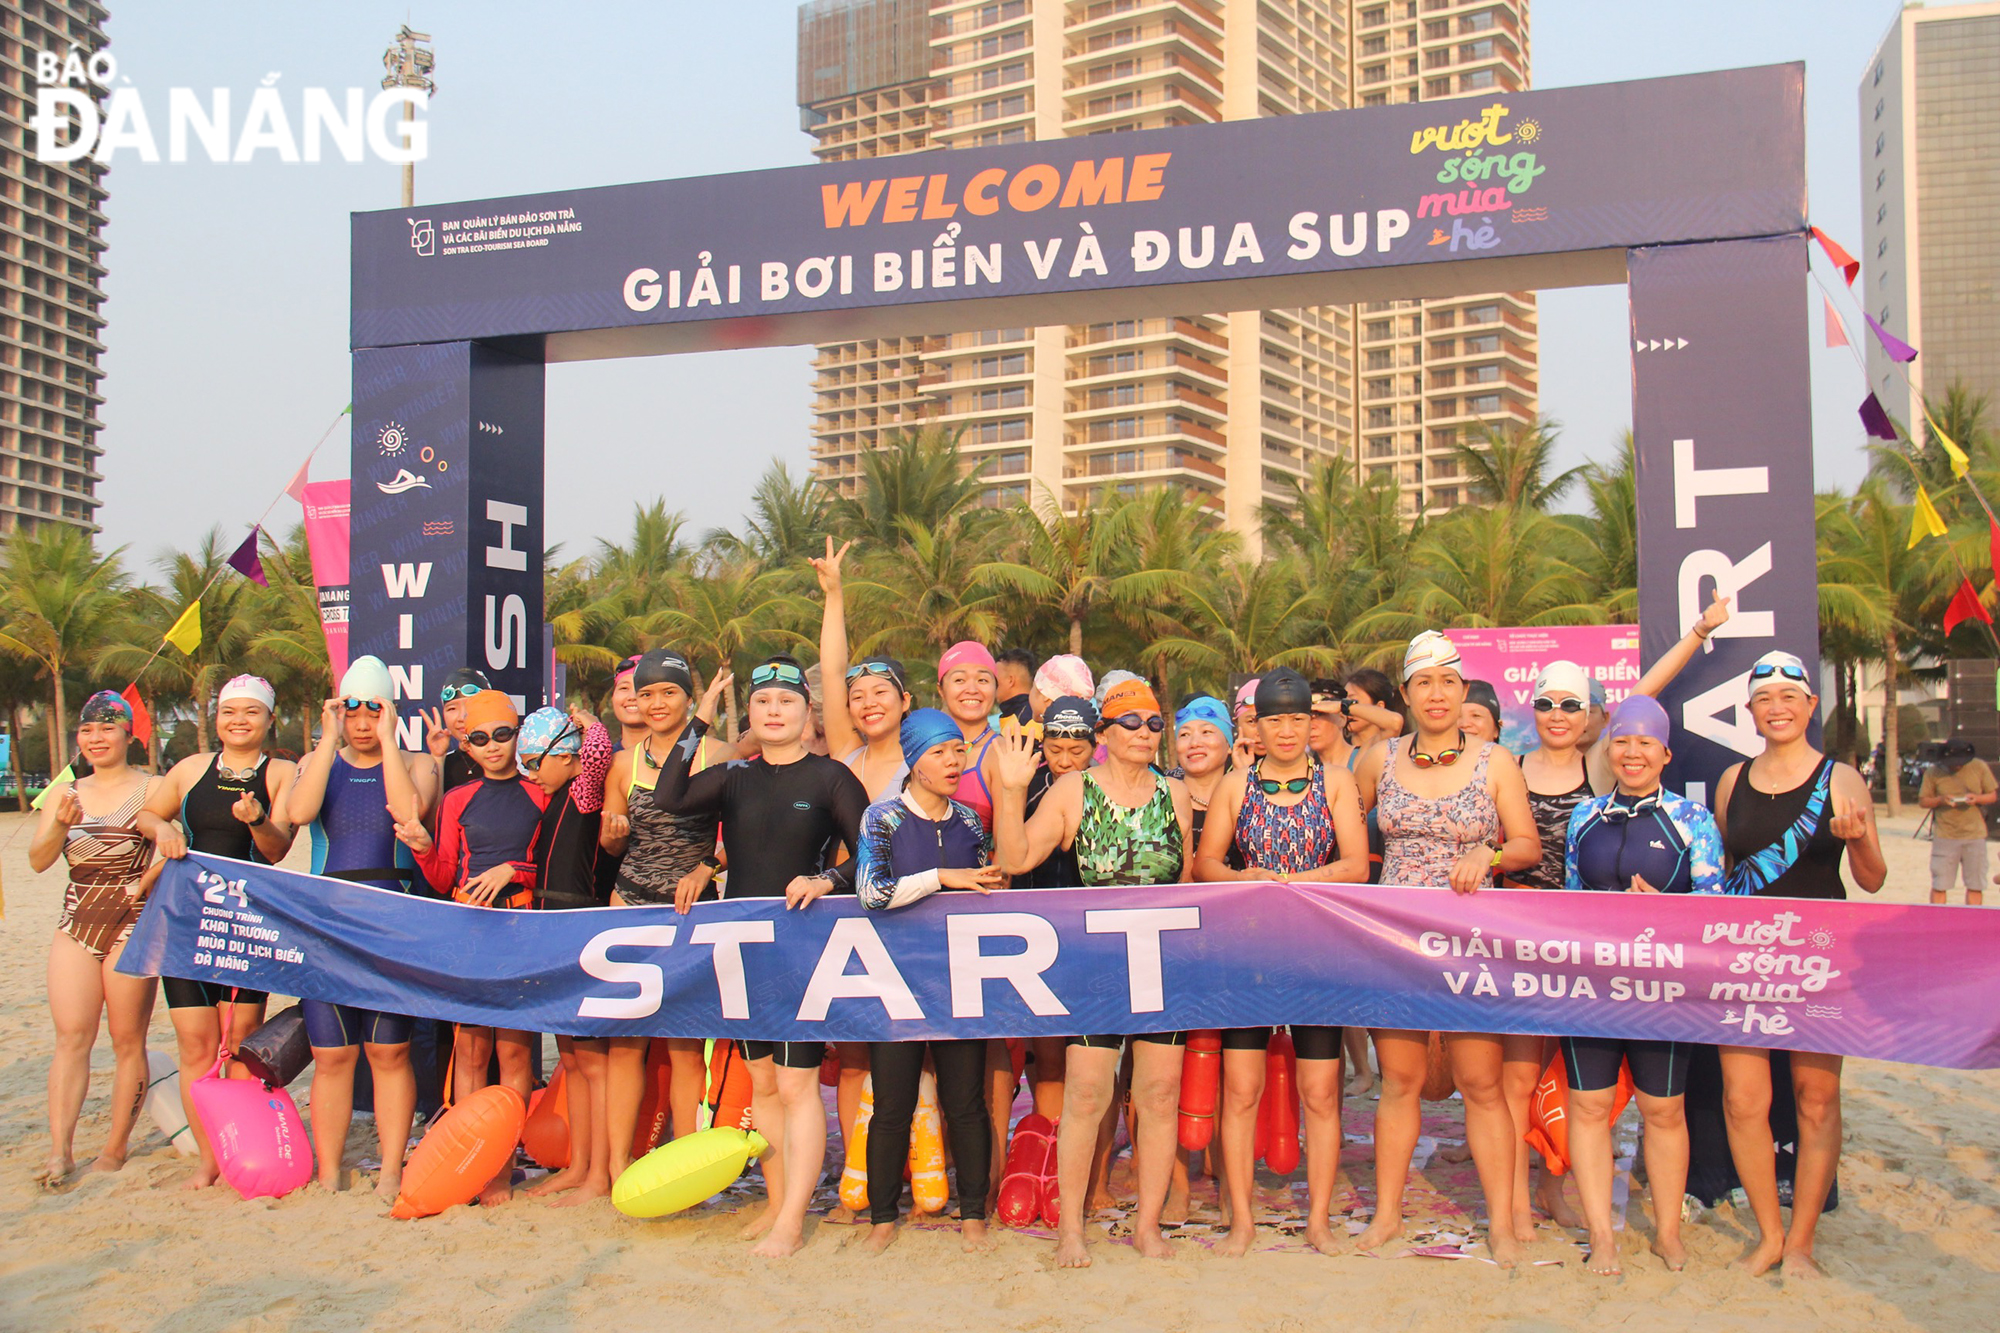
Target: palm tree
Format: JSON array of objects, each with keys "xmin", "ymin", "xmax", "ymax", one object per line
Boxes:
[
  {"xmin": 1260, "ymin": 455, "xmax": 1416, "ymax": 663},
  {"xmin": 648, "ymin": 556, "xmax": 814, "ymax": 737},
  {"xmin": 1575, "ymin": 432, "xmax": 1639, "ymax": 621},
  {"xmin": 1143, "ymin": 557, "xmax": 1337, "ymax": 690},
  {"xmin": 854, "ymin": 511, "xmax": 1007, "ymax": 669},
  {"xmin": 0, "ymin": 525, "xmax": 128, "ymax": 776},
  {"xmin": 710, "ymin": 461, "xmax": 829, "ymax": 570},
  {"xmin": 1450, "ymin": 416, "xmax": 1587, "ymax": 511},
  {"xmin": 978, "ymin": 497, "xmax": 1172, "ymax": 658},
  {"xmin": 829, "ymin": 426, "xmax": 989, "ymax": 547},
  {"xmin": 99, "ymin": 529, "xmax": 261, "ymax": 756}
]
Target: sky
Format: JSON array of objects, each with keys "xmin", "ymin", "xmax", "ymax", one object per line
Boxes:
[{"xmin": 87, "ymin": 0, "xmax": 1925, "ymax": 572}]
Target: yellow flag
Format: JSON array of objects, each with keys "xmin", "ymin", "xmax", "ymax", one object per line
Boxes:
[
  {"xmin": 1908, "ymin": 486, "xmax": 1950, "ymax": 548},
  {"xmin": 164, "ymin": 599, "xmax": 202, "ymax": 655},
  {"xmin": 1924, "ymin": 404, "xmax": 1971, "ymax": 478}
]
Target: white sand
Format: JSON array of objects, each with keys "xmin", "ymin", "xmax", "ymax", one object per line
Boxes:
[{"xmin": 2, "ymin": 807, "xmax": 1997, "ymax": 1332}]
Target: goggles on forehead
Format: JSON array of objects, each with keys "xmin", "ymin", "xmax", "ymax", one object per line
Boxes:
[
  {"xmin": 750, "ymin": 662, "xmax": 806, "ymax": 689},
  {"xmin": 1750, "ymin": 661, "xmax": 1811, "ymax": 685},
  {"xmin": 845, "ymin": 661, "xmax": 903, "ymax": 687},
  {"xmin": 440, "ymin": 682, "xmax": 484, "ymax": 704}
]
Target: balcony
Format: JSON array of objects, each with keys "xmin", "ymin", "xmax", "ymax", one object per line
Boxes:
[{"xmin": 1062, "ymin": 445, "xmax": 1226, "ymax": 482}]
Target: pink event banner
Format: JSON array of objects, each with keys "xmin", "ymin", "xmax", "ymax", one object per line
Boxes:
[
  {"xmin": 1451, "ymin": 625, "xmax": 1641, "ymax": 751},
  {"xmin": 299, "ymin": 479, "xmax": 351, "ymax": 679}
]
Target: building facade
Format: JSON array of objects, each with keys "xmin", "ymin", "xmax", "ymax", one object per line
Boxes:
[
  {"xmin": 1861, "ymin": 1, "xmax": 2000, "ymax": 433},
  {"xmin": 798, "ymin": 0, "xmax": 1535, "ymax": 544}
]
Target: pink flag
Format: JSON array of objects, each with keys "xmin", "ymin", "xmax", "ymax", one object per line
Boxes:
[
  {"xmin": 1864, "ymin": 312, "xmax": 1919, "ymax": 363},
  {"xmin": 300, "ymin": 480, "xmax": 351, "ymax": 677},
  {"xmin": 284, "ymin": 455, "xmax": 312, "ymax": 505},
  {"xmin": 1823, "ymin": 295, "xmax": 1849, "ymax": 349}
]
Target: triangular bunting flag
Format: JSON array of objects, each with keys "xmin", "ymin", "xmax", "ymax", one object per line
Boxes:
[
  {"xmin": 164, "ymin": 600, "xmax": 202, "ymax": 655},
  {"xmin": 1921, "ymin": 404, "xmax": 1971, "ymax": 478},
  {"xmin": 1811, "ymin": 226, "xmax": 1860, "ymax": 286},
  {"xmin": 1908, "ymin": 486, "xmax": 1949, "ymax": 549},
  {"xmin": 1858, "ymin": 392, "xmax": 1899, "ymax": 441},
  {"xmin": 226, "ymin": 527, "xmax": 267, "ymax": 587},
  {"xmin": 285, "ymin": 456, "xmax": 312, "ymax": 504},
  {"xmin": 31, "ymin": 761, "xmax": 76, "ymax": 809},
  {"xmin": 1864, "ymin": 312, "xmax": 1918, "ymax": 363},
  {"xmin": 1944, "ymin": 578, "xmax": 1993, "ymax": 637},
  {"xmin": 1823, "ymin": 295, "xmax": 1849, "ymax": 349},
  {"xmin": 1989, "ymin": 517, "xmax": 1999, "ymax": 590},
  {"xmin": 120, "ymin": 684, "xmax": 153, "ymax": 748}
]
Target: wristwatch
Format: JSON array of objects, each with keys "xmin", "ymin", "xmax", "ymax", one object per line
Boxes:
[{"xmin": 700, "ymin": 854, "xmax": 722, "ymax": 873}]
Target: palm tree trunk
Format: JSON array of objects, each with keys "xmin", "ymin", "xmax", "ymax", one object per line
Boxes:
[
  {"xmin": 9, "ymin": 706, "xmax": 25, "ymax": 812},
  {"xmin": 1882, "ymin": 635, "xmax": 1901, "ymax": 819},
  {"xmin": 1154, "ymin": 655, "xmax": 1176, "ymax": 768},
  {"xmin": 49, "ymin": 672, "xmax": 68, "ymax": 777},
  {"xmin": 194, "ymin": 701, "xmax": 210, "ymax": 758},
  {"xmin": 1069, "ymin": 617, "xmax": 1083, "ymax": 657}
]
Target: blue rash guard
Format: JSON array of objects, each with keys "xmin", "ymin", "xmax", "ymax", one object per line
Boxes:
[
  {"xmin": 1564, "ymin": 786, "xmax": 1725, "ymax": 895},
  {"xmin": 854, "ymin": 790, "xmax": 992, "ymax": 910}
]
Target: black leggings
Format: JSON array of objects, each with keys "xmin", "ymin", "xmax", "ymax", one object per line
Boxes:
[
  {"xmin": 865, "ymin": 1039, "xmax": 992, "ymax": 1225},
  {"xmin": 1220, "ymin": 1025, "xmax": 1346, "ymax": 1060}
]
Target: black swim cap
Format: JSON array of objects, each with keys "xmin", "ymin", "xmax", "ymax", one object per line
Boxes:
[
  {"xmin": 632, "ymin": 648, "xmax": 694, "ymax": 694},
  {"xmin": 442, "ymin": 666, "xmax": 490, "ymax": 694},
  {"xmin": 1464, "ymin": 679, "xmax": 1502, "ymax": 723},
  {"xmin": 1254, "ymin": 667, "xmax": 1313, "ymax": 718}
]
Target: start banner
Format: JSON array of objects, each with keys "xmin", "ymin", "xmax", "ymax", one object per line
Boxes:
[{"xmin": 120, "ymin": 855, "xmax": 2000, "ymax": 1070}]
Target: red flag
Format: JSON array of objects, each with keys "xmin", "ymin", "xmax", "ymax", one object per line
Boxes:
[
  {"xmin": 1811, "ymin": 225, "xmax": 1860, "ymax": 286},
  {"xmin": 1944, "ymin": 578, "xmax": 1994, "ymax": 638},
  {"xmin": 119, "ymin": 685, "xmax": 153, "ymax": 748},
  {"xmin": 1823, "ymin": 294, "xmax": 1848, "ymax": 349},
  {"xmin": 284, "ymin": 455, "xmax": 312, "ymax": 504}
]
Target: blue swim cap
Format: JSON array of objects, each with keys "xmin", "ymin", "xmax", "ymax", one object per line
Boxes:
[
  {"xmin": 1175, "ymin": 695, "xmax": 1234, "ymax": 746},
  {"xmin": 900, "ymin": 707, "xmax": 964, "ymax": 772},
  {"xmin": 517, "ymin": 706, "xmax": 583, "ymax": 760}
]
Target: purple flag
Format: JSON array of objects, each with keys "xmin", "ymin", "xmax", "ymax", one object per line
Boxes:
[
  {"xmin": 1858, "ymin": 391, "xmax": 1899, "ymax": 441},
  {"xmin": 227, "ymin": 527, "xmax": 267, "ymax": 586},
  {"xmin": 1864, "ymin": 312, "xmax": 1919, "ymax": 363}
]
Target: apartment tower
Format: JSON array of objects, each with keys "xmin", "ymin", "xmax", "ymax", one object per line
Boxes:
[
  {"xmin": 798, "ymin": 0, "xmax": 1535, "ymax": 541},
  {"xmin": 0, "ymin": 0, "xmax": 109, "ymax": 535},
  {"xmin": 1861, "ymin": 1, "xmax": 2000, "ymax": 432}
]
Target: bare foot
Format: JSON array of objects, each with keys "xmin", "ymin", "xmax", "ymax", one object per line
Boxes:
[
  {"xmin": 179, "ymin": 1169, "xmax": 219, "ymax": 1192},
  {"xmin": 1488, "ymin": 1228, "xmax": 1524, "ymax": 1270},
  {"xmin": 1354, "ymin": 1213, "xmax": 1403, "ymax": 1252},
  {"xmin": 1780, "ymin": 1245, "xmax": 1824, "ymax": 1279},
  {"xmin": 863, "ymin": 1222, "xmax": 898, "ymax": 1254},
  {"xmin": 1536, "ymin": 1172, "xmax": 1584, "ymax": 1229},
  {"xmin": 478, "ymin": 1176, "xmax": 514, "ymax": 1208},
  {"xmin": 87, "ymin": 1151, "xmax": 126, "ymax": 1174},
  {"xmin": 34, "ymin": 1154, "xmax": 73, "ymax": 1189},
  {"xmin": 1345, "ymin": 1074, "xmax": 1377, "ymax": 1098},
  {"xmin": 1650, "ymin": 1233, "xmax": 1687, "ymax": 1272},
  {"xmin": 1435, "ymin": 1141, "xmax": 1472, "ymax": 1164},
  {"xmin": 1510, "ymin": 1208, "xmax": 1537, "ymax": 1245},
  {"xmin": 374, "ymin": 1168, "xmax": 403, "ymax": 1204},
  {"xmin": 315, "ymin": 1171, "xmax": 345, "ymax": 1193},
  {"xmin": 1740, "ymin": 1237, "xmax": 1785, "ymax": 1276},
  {"xmin": 1215, "ymin": 1222, "xmax": 1256, "ymax": 1258},
  {"xmin": 527, "ymin": 1167, "xmax": 583, "ymax": 1197},
  {"xmin": 739, "ymin": 1205, "xmax": 778, "ymax": 1241},
  {"xmin": 1055, "ymin": 1229, "xmax": 1093, "ymax": 1268},
  {"xmin": 1305, "ymin": 1214, "xmax": 1341, "ymax": 1256},
  {"xmin": 550, "ymin": 1179, "xmax": 609, "ymax": 1208},
  {"xmin": 1585, "ymin": 1228, "xmax": 1622, "ymax": 1276},
  {"xmin": 825, "ymin": 1204, "xmax": 857, "ymax": 1225},
  {"xmin": 961, "ymin": 1219, "xmax": 995, "ymax": 1252},
  {"xmin": 749, "ymin": 1224, "xmax": 805, "ymax": 1259},
  {"xmin": 1161, "ymin": 1183, "xmax": 1190, "ymax": 1226},
  {"xmin": 1132, "ymin": 1224, "xmax": 1176, "ymax": 1260},
  {"xmin": 1085, "ymin": 1186, "xmax": 1117, "ymax": 1211}
]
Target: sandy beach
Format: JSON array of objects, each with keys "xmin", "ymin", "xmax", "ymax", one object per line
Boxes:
[{"xmin": 2, "ymin": 806, "xmax": 1997, "ymax": 1333}]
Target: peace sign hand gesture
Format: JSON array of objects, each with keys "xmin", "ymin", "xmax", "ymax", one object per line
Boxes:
[
  {"xmin": 389, "ymin": 799, "xmax": 432, "ymax": 855},
  {"xmin": 809, "ymin": 536, "xmax": 853, "ymax": 597}
]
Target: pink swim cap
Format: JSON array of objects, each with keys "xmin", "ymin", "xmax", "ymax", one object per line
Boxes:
[{"xmin": 938, "ymin": 641, "xmax": 997, "ymax": 683}]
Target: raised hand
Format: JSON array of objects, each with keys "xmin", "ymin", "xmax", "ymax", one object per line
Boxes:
[
  {"xmin": 992, "ymin": 729, "xmax": 1039, "ymax": 794},
  {"xmin": 1829, "ymin": 794, "xmax": 1872, "ymax": 843},
  {"xmin": 697, "ymin": 670, "xmax": 734, "ymax": 726},
  {"xmin": 52, "ymin": 786, "xmax": 84, "ymax": 829},
  {"xmin": 1696, "ymin": 589, "xmax": 1733, "ymax": 639},
  {"xmin": 319, "ymin": 697, "xmax": 345, "ymax": 743},
  {"xmin": 420, "ymin": 707, "xmax": 450, "ymax": 757},
  {"xmin": 809, "ymin": 535, "xmax": 853, "ymax": 597}
]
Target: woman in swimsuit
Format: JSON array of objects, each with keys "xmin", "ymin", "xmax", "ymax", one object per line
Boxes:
[
  {"xmin": 993, "ymin": 676, "xmax": 1194, "ymax": 1269},
  {"xmin": 598, "ymin": 649, "xmax": 733, "ymax": 1178},
  {"xmin": 1195, "ymin": 668, "xmax": 1370, "ymax": 1257},
  {"xmin": 939, "ymin": 640, "xmax": 1004, "ymax": 829},
  {"xmin": 1354, "ymin": 632, "xmax": 1541, "ymax": 1267},
  {"xmin": 139, "ymin": 674, "xmax": 297, "ymax": 1190},
  {"xmin": 1175, "ymin": 695, "xmax": 1234, "ymax": 848},
  {"xmin": 1711, "ymin": 649, "xmax": 1884, "ymax": 1277},
  {"xmin": 30, "ymin": 690, "xmax": 165, "ymax": 1186}
]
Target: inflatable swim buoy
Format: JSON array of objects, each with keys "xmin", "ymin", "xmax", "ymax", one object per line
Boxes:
[
  {"xmin": 996, "ymin": 1112, "xmax": 1054, "ymax": 1226},
  {"xmin": 1177, "ymin": 1030, "xmax": 1222, "ymax": 1152},
  {"xmin": 189, "ymin": 1055, "xmax": 310, "ymax": 1199},
  {"xmin": 1420, "ymin": 1031, "xmax": 1457, "ymax": 1101},
  {"xmin": 1039, "ymin": 1119, "xmax": 1061, "ymax": 1228},
  {"xmin": 235, "ymin": 1005, "xmax": 312, "ymax": 1089},
  {"xmin": 840, "ymin": 1073, "xmax": 873, "ymax": 1213},
  {"xmin": 143, "ymin": 1050, "xmax": 197, "ymax": 1158},
  {"xmin": 1262, "ymin": 1032, "xmax": 1301, "ymax": 1176},
  {"xmin": 521, "ymin": 1065, "xmax": 571, "ymax": 1170},
  {"xmin": 613, "ymin": 1125, "xmax": 769, "ymax": 1219},
  {"xmin": 632, "ymin": 1040, "xmax": 672, "ymax": 1155},
  {"xmin": 1524, "ymin": 1051, "xmax": 1632, "ymax": 1177},
  {"xmin": 820, "ymin": 1048, "xmax": 841, "ymax": 1088},
  {"xmin": 390, "ymin": 1084, "xmax": 526, "ymax": 1219},
  {"xmin": 703, "ymin": 1039, "xmax": 752, "ymax": 1135},
  {"xmin": 908, "ymin": 1071, "xmax": 948, "ymax": 1214}
]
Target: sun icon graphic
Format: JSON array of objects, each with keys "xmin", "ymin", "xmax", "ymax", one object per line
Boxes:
[
  {"xmin": 1807, "ymin": 926, "xmax": 1835, "ymax": 950},
  {"xmin": 1516, "ymin": 118, "xmax": 1541, "ymax": 144},
  {"xmin": 376, "ymin": 421, "xmax": 410, "ymax": 457}
]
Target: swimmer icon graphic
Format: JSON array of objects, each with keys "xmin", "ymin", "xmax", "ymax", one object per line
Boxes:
[{"xmin": 376, "ymin": 468, "xmax": 431, "ymax": 494}]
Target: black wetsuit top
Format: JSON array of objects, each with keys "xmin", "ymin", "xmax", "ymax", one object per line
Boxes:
[
  {"xmin": 533, "ymin": 777, "xmax": 606, "ymax": 909},
  {"xmin": 183, "ymin": 756, "xmax": 272, "ymax": 863},
  {"xmin": 651, "ymin": 719, "xmax": 869, "ymax": 898},
  {"xmin": 1018, "ymin": 767, "xmax": 1083, "ymax": 889}
]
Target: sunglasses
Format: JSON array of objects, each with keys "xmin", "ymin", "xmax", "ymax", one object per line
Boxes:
[
  {"xmin": 1533, "ymin": 697, "xmax": 1586, "ymax": 714},
  {"xmin": 464, "ymin": 726, "xmax": 517, "ymax": 748},
  {"xmin": 1103, "ymin": 713, "xmax": 1165, "ymax": 733},
  {"xmin": 1257, "ymin": 775, "xmax": 1312, "ymax": 795},
  {"xmin": 750, "ymin": 662, "xmax": 806, "ymax": 688},
  {"xmin": 440, "ymin": 682, "xmax": 484, "ymax": 704},
  {"xmin": 1408, "ymin": 732, "xmax": 1466, "ymax": 768},
  {"xmin": 1749, "ymin": 661, "xmax": 1810, "ymax": 684},
  {"xmin": 342, "ymin": 698, "xmax": 384, "ymax": 713}
]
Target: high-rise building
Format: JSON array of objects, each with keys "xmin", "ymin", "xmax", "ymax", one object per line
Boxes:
[
  {"xmin": 1861, "ymin": 1, "xmax": 2000, "ymax": 432},
  {"xmin": 0, "ymin": 0, "xmax": 109, "ymax": 536},
  {"xmin": 797, "ymin": 0, "xmax": 1535, "ymax": 543}
]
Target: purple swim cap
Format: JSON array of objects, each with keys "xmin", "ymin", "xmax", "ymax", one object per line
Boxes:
[{"xmin": 1605, "ymin": 694, "xmax": 1671, "ymax": 745}]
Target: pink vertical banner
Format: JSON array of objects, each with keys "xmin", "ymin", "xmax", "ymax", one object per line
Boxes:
[
  {"xmin": 300, "ymin": 480, "xmax": 351, "ymax": 679},
  {"xmin": 1450, "ymin": 625, "xmax": 1641, "ymax": 752}
]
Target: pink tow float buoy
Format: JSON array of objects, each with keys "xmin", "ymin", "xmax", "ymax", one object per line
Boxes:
[{"xmin": 189, "ymin": 1055, "xmax": 311, "ymax": 1200}]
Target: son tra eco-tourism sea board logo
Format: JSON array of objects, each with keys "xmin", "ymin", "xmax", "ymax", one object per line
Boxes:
[{"xmin": 27, "ymin": 45, "xmax": 428, "ymax": 165}]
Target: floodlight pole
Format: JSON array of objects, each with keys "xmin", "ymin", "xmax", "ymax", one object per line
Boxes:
[{"xmin": 382, "ymin": 25, "xmax": 436, "ymax": 207}]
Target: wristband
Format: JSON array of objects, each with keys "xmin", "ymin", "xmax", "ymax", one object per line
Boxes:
[
  {"xmin": 1489, "ymin": 846, "xmax": 1504, "ymax": 869},
  {"xmin": 248, "ymin": 812, "xmax": 267, "ymax": 828},
  {"xmin": 700, "ymin": 854, "xmax": 722, "ymax": 872}
]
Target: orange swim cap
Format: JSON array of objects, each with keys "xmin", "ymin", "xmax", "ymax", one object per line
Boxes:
[{"xmin": 462, "ymin": 689, "xmax": 519, "ymax": 732}]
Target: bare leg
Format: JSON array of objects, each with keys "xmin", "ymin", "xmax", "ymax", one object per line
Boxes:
[
  {"xmin": 1566, "ymin": 1084, "xmax": 1621, "ymax": 1275},
  {"xmin": 366, "ymin": 1041, "xmax": 415, "ymax": 1201},
  {"xmin": 44, "ymin": 932, "xmax": 103, "ymax": 1185},
  {"xmin": 1030, "ymin": 1037, "xmax": 1067, "ymax": 1119},
  {"xmin": 1216, "ymin": 1043, "xmax": 1267, "ymax": 1256},
  {"xmin": 453, "ymin": 1025, "xmax": 495, "ymax": 1102},
  {"xmin": 1355, "ymin": 1029, "xmax": 1425, "ymax": 1251},
  {"xmin": 169, "ymin": 1001, "xmax": 224, "ymax": 1188},
  {"xmin": 1127, "ymin": 1041, "xmax": 1183, "ymax": 1259},
  {"xmin": 1054, "ymin": 1044, "xmax": 1119, "ymax": 1267},
  {"xmin": 741, "ymin": 1055, "xmax": 784, "ymax": 1241},
  {"xmin": 666, "ymin": 1037, "xmax": 706, "ymax": 1140},
  {"xmin": 1297, "ymin": 1056, "xmax": 1343, "ymax": 1255},
  {"xmin": 1782, "ymin": 1052, "xmax": 1844, "ymax": 1277},
  {"xmin": 474, "ymin": 1030, "xmax": 533, "ymax": 1205},
  {"xmin": 605, "ymin": 1036, "xmax": 649, "ymax": 1182},
  {"xmin": 749, "ymin": 1062, "xmax": 827, "ymax": 1258},
  {"xmin": 1718, "ymin": 1045, "xmax": 1784, "ymax": 1275},
  {"xmin": 1084, "ymin": 1051, "xmax": 1126, "ymax": 1210},
  {"xmin": 1500, "ymin": 1033, "xmax": 1546, "ymax": 1244},
  {"xmin": 529, "ymin": 1039, "xmax": 588, "ymax": 1196},
  {"xmin": 552, "ymin": 1038, "xmax": 613, "ymax": 1207},
  {"xmin": 307, "ymin": 1044, "xmax": 358, "ymax": 1190},
  {"xmin": 1635, "ymin": 1091, "xmax": 1688, "ymax": 1271},
  {"xmin": 92, "ymin": 948, "xmax": 156, "ymax": 1172},
  {"xmin": 1343, "ymin": 1027, "xmax": 1377, "ymax": 1097},
  {"xmin": 1447, "ymin": 1033, "xmax": 1522, "ymax": 1268},
  {"xmin": 985, "ymin": 1039, "xmax": 1014, "ymax": 1206}
]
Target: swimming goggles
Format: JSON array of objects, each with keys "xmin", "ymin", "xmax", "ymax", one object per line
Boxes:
[
  {"xmin": 845, "ymin": 661, "xmax": 905, "ymax": 691},
  {"xmin": 215, "ymin": 758, "xmax": 266, "ymax": 782},
  {"xmin": 1749, "ymin": 661, "xmax": 1811, "ymax": 684},
  {"xmin": 464, "ymin": 726, "xmax": 517, "ymax": 748},
  {"xmin": 519, "ymin": 721, "xmax": 581, "ymax": 774},
  {"xmin": 440, "ymin": 682, "xmax": 484, "ymax": 704},
  {"xmin": 1256, "ymin": 772, "xmax": 1312, "ymax": 795},
  {"xmin": 342, "ymin": 698, "xmax": 385, "ymax": 713},
  {"xmin": 750, "ymin": 662, "xmax": 807, "ymax": 689},
  {"xmin": 1533, "ymin": 697, "xmax": 1586, "ymax": 714},
  {"xmin": 1408, "ymin": 732, "xmax": 1466, "ymax": 768},
  {"xmin": 1598, "ymin": 790, "xmax": 1663, "ymax": 820},
  {"xmin": 1103, "ymin": 713, "xmax": 1165, "ymax": 733}
]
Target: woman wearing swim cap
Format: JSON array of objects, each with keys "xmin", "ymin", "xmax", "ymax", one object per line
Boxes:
[
  {"xmin": 139, "ymin": 674, "xmax": 298, "ymax": 1190},
  {"xmin": 812, "ymin": 538, "xmax": 914, "ymax": 801},
  {"xmin": 1461, "ymin": 680, "xmax": 1503, "ymax": 745},
  {"xmin": 939, "ymin": 639, "xmax": 1005, "ymax": 829},
  {"xmin": 29, "ymin": 690, "xmax": 168, "ymax": 1186},
  {"xmin": 419, "ymin": 666, "xmax": 493, "ymax": 792},
  {"xmin": 993, "ymin": 675, "xmax": 1193, "ymax": 1268},
  {"xmin": 652, "ymin": 653, "xmax": 870, "ymax": 1258},
  {"xmin": 1712, "ymin": 648, "xmax": 1883, "ymax": 1277},
  {"xmin": 1195, "ymin": 667, "xmax": 1370, "ymax": 1257},
  {"xmin": 284, "ymin": 654, "xmax": 439, "ymax": 1197},
  {"xmin": 1354, "ymin": 631, "xmax": 1540, "ymax": 1266},
  {"xmin": 1031, "ymin": 654, "xmax": 1095, "ymax": 722},
  {"xmin": 598, "ymin": 647, "xmax": 734, "ymax": 1180},
  {"xmin": 1559, "ymin": 695, "xmax": 1723, "ymax": 1274},
  {"xmin": 1175, "ymin": 695, "xmax": 1236, "ymax": 858},
  {"xmin": 853, "ymin": 708, "xmax": 1004, "ymax": 1252}
]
